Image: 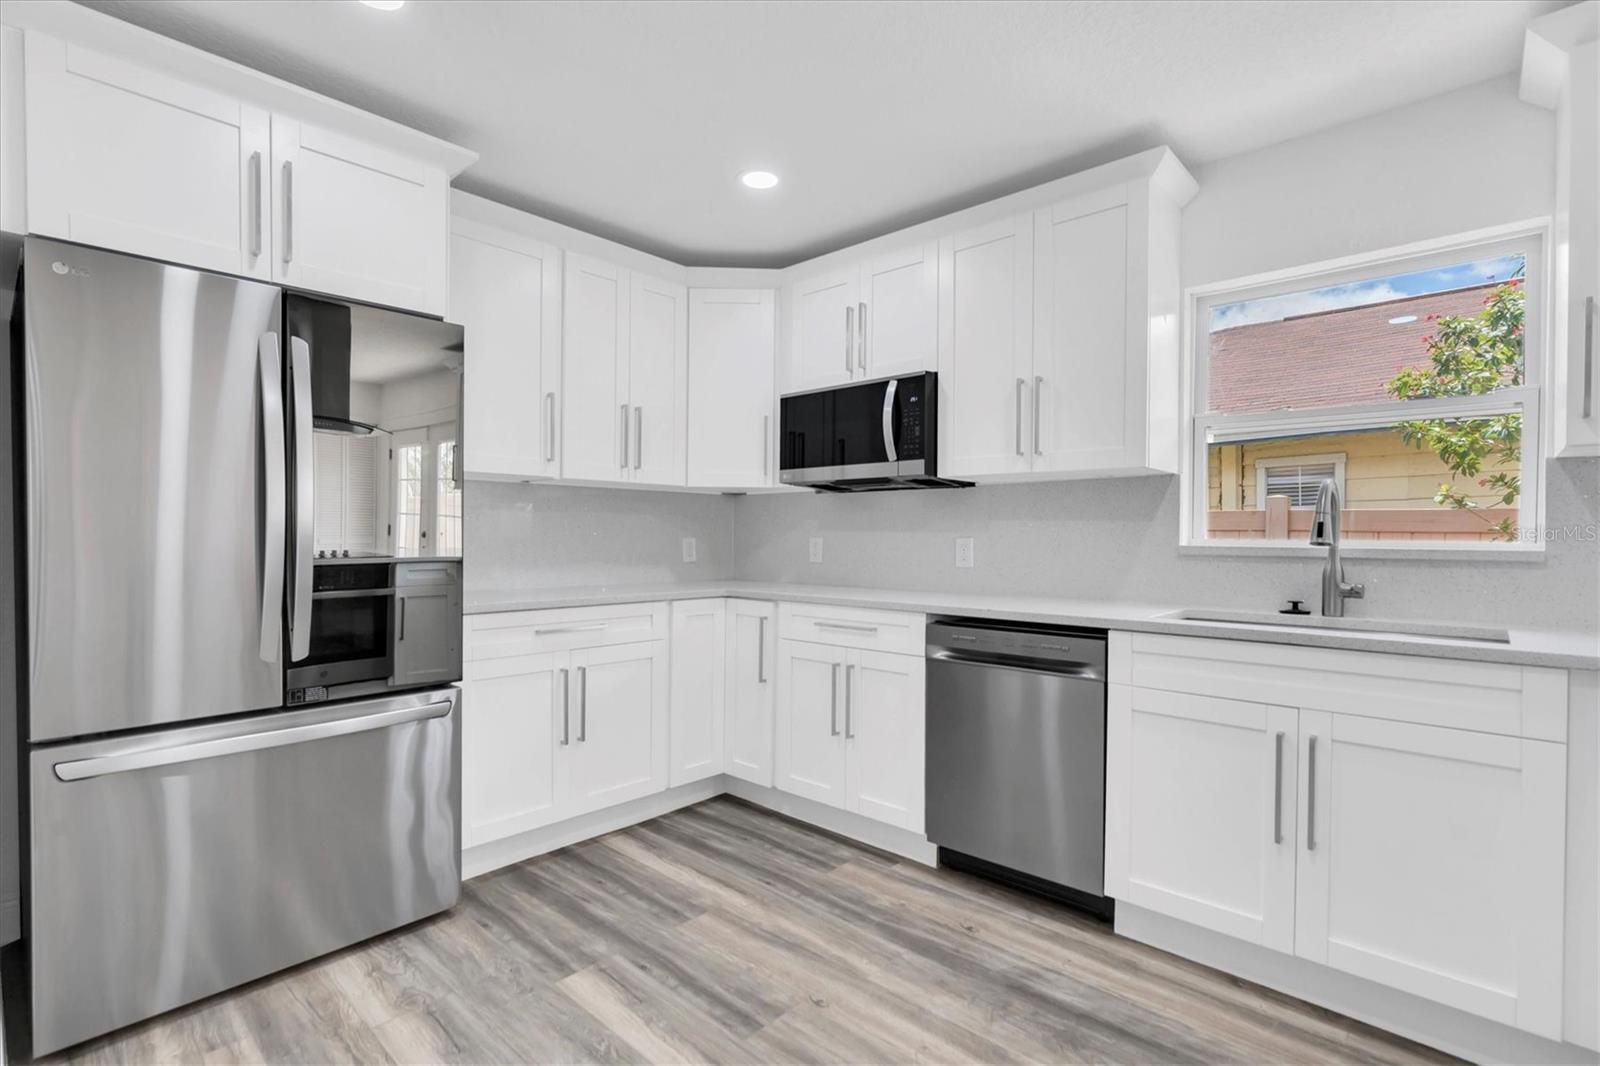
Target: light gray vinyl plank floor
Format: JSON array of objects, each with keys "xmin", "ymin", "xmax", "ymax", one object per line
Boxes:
[{"xmin": 37, "ymin": 797, "xmax": 1459, "ymax": 1065}]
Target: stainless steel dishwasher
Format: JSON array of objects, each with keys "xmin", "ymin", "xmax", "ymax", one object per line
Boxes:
[{"xmin": 925, "ymin": 619, "xmax": 1110, "ymax": 916}]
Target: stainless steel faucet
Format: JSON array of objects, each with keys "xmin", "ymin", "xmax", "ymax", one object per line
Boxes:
[{"xmin": 1308, "ymin": 478, "xmax": 1365, "ymax": 617}]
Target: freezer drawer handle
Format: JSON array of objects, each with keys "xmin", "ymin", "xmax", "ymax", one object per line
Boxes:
[{"xmin": 53, "ymin": 700, "xmax": 453, "ymax": 782}]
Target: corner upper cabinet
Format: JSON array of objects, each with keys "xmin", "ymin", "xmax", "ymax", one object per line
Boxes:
[
  {"xmin": 23, "ymin": 33, "xmax": 271, "ymax": 280},
  {"xmin": 561, "ymin": 253, "xmax": 630, "ymax": 482},
  {"xmin": 19, "ymin": 30, "xmax": 469, "ymax": 316},
  {"xmin": 271, "ymin": 118, "xmax": 449, "ymax": 314},
  {"xmin": 450, "ymin": 209, "xmax": 563, "ymax": 480},
  {"xmin": 687, "ymin": 289, "xmax": 776, "ymax": 489},
  {"xmin": 627, "ymin": 272, "xmax": 689, "ymax": 487}
]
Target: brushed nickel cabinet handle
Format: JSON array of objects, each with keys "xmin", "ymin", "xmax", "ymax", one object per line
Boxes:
[
  {"xmin": 577, "ymin": 665, "xmax": 588, "ymax": 742},
  {"xmin": 1306, "ymin": 735, "xmax": 1318, "ymax": 851},
  {"xmin": 545, "ymin": 392, "xmax": 556, "ymax": 462},
  {"xmin": 1033, "ymin": 375, "xmax": 1044, "ymax": 456},
  {"xmin": 829, "ymin": 662, "xmax": 840, "ymax": 736},
  {"xmin": 1015, "ymin": 378, "xmax": 1026, "ymax": 456},
  {"xmin": 845, "ymin": 663, "xmax": 855, "ymax": 739},
  {"xmin": 633, "ymin": 405, "xmax": 643, "ymax": 470},
  {"xmin": 1584, "ymin": 295, "xmax": 1595, "ymax": 420},
  {"xmin": 249, "ymin": 151, "xmax": 262, "ymax": 259},
  {"xmin": 857, "ymin": 301, "xmax": 867, "ymax": 372},
  {"xmin": 560, "ymin": 668, "xmax": 570, "ymax": 746},
  {"xmin": 281, "ymin": 160, "xmax": 294, "ymax": 265},
  {"xmin": 619, "ymin": 403, "xmax": 629, "ymax": 471},
  {"xmin": 757, "ymin": 616, "xmax": 767, "ymax": 683},
  {"xmin": 844, "ymin": 305, "xmax": 854, "ymax": 375},
  {"xmin": 1273, "ymin": 731, "xmax": 1284, "ymax": 844}
]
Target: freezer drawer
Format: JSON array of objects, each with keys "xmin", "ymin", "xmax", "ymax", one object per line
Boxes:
[{"xmin": 27, "ymin": 689, "xmax": 461, "ymax": 1056}]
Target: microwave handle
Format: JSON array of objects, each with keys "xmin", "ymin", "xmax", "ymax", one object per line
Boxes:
[{"xmin": 881, "ymin": 378, "xmax": 898, "ymax": 463}]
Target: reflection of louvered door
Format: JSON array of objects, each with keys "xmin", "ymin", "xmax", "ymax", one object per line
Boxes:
[{"xmin": 313, "ymin": 431, "xmax": 381, "ymax": 554}]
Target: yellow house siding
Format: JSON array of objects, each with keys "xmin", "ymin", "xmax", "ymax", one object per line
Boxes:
[{"xmin": 1213, "ymin": 428, "xmax": 1518, "ymax": 511}]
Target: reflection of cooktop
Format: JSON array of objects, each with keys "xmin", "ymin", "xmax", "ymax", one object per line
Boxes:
[{"xmin": 315, "ymin": 550, "xmax": 385, "ymax": 559}]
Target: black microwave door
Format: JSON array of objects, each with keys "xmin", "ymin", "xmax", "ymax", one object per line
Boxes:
[
  {"xmin": 829, "ymin": 379, "xmax": 895, "ymax": 468},
  {"xmin": 782, "ymin": 390, "xmax": 831, "ymax": 472}
]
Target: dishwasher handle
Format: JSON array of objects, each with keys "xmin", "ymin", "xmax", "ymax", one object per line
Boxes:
[{"xmin": 927, "ymin": 649, "xmax": 1104, "ymax": 681}]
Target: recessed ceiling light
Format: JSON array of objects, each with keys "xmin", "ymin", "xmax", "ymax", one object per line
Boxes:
[
  {"xmin": 360, "ymin": 0, "xmax": 406, "ymax": 10},
  {"xmin": 740, "ymin": 170, "xmax": 779, "ymax": 190},
  {"xmin": 1388, "ymin": 314, "xmax": 1419, "ymax": 325}
]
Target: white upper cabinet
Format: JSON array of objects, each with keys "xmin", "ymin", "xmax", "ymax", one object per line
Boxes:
[
  {"xmin": 271, "ymin": 117, "xmax": 448, "ymax": 315},
  {"xmin": 627, "ymin": 272, "xmax": 688, "ymax": 487},
  {"xmin": 687, "ymin": 288, "xmax": 776, "ymax": 489},
  {"xmin": 562, "ymin": 253, "xmax": 630, "ymax": 482},
  {"xmin": 16, "ymin": 22, "xmax": 470, "ymax": 315},
  {"xmin": 561, "ymin": 255, "xmax": 687, "ymax": 486},
  {"xmin": 787, "ymin": 265, "xmax": 859, "ymax": 392},
  {"xmin": 941, "ymin": 155, "xmax": 1193, "ymax": 480},
  {"xmin": 858, "ymin": 241, "xmax": 939, "ymax": 382},
  {"xmin": 1524, "ymin": 11, "xmax": 1600, "ymax": 457},
  {"xmin": 449, "ymin": 216, "xmax": 562, "ymax": 481},
  {"xmin": 937, "ymin": 214, "xmax": 1036, "ymax": 478},
  {"xmin": 784, "ymin": 242, "xmax": 939, "ymax": 394},
  {"xmin": 23, "ymin": 34, "xmax": 271, "ymax": 280}
]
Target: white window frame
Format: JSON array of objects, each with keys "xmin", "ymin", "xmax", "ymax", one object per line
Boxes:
[
  {"xmin": 1180, "ymin": 221, "xmax": 1550, "ymax": 557},
  {"xmin": 1253, "ymin": 452, "xmax": 1347, "ymax": 510}
]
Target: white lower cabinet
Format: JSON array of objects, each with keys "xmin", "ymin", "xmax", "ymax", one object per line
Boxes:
[
  {"xmin": 1106, "ymin": 632, "xmax": 1569, "ymax": 1039},
  {"xmin": 568, "ymin": 641, "xmax": 670, "ymax": 814},
  {"xmin": 725, "ymin": 599, "xmax": 777, "ymax": 787},
  {"xmin": 1105, "ymin": 685, "xmax": 1297, "ymax": 952},
  {"xmin": 775, "ymin": 635, "xmax": 926, "ymax": 833},
  {"xmin": 462, "ymin": 606, "xmax": 669, "ymax": 848},
  {"xmin": 669, "ymin": 600, "xmax": 727, "ymax": 787}
]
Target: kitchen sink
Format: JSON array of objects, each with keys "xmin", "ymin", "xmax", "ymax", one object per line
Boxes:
[{"xmin": 1164, "ymin": 608, "xmax": 1511, "ymax": 644}]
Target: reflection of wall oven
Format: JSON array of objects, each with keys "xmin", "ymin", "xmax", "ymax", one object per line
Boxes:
[{"xmin": 287, "ymin": 561, "xmax": 394, "ymax": 703}]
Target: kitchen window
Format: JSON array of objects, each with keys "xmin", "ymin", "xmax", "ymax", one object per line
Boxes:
[{"xmin": 1187, "ymin": 227, "xmax": 1545, "ymax": 551}]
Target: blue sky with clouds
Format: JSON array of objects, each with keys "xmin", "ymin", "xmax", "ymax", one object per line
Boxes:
[{"xmin": 1210, "ymin": 254, "xmax": 1524, "ymax": 331}]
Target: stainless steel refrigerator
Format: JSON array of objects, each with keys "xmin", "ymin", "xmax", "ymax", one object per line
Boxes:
[{"xmin": 13, "ymin": 238, "xmax": 463, "ymax": 1056}]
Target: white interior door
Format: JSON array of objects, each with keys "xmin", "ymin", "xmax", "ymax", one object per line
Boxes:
[
  {"xmin": 860, "ymin": 242, "xmax": 938, "ymax": 380},
  {"xmin": 627, "ymin": 272, "xmax": 687, "ymax": 486},
  {"xmin": 1105, "ymin": 685, "xmax": 1298, "ymax": 952},
  {"xmin": 1294, "ymin": 711, "xmax": 1566, "ymax": 1038},
  {"xmin": 24, "ymin": 34, "xmax": 270, "ymax": 279},
  {"xmin": 844, "ymin": 650, "xmax": 925, "ymax": 832},
  {"xmin": 450, "ymin": 221, "xmax": 562, "ymax": 479},
  {"xmin": 686, "ymin": 289, "xmax": 776, "ymax": 488},
  {"xmin": 669, "ymin": 600, "xmax": 726, "ymax": 787},
  {"xmin": 724, "ymin": 600, "xmax": 776, "ymax": 787},
  {"xmin": 562, "ymin": 253, "xmax": 629, "ymax": 482},
  {"xmin": 461, "ymin": 651, "xmax": 570, "ymax": 847},
  {"xmin": 390, "ymin": 423, "xmax": 459, "ymax": 557},
  {"xmin": 1033, "ymin": 191, "xmax": 1134, "ymax": 472},
  {"xmin": 787, "ymin": 266, "xmax": 859, "ymax": 391},
  {"xmin": 937, "ymin": 214, "xmax": 1035, "ymax": 477},
  {"xmin": 569, "ymin": 641, "xmax": 669, "ymax": 815},
  {"xmin": 774, "ymin": 640, "xmax": 849, "ymax": 809},
  {"xmin": 270, "ymin": 118, "xmax": 447, "ymax": 314}
]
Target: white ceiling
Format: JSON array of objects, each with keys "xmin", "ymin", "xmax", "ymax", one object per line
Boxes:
[{"xmin": 79, "ymin": 0, "xmax": 1559, "ymax": 268}]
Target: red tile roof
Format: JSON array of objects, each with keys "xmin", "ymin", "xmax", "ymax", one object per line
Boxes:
[{"xmin": 1208, "ymin": 283, "xmax": 1500, "ymax": 414}]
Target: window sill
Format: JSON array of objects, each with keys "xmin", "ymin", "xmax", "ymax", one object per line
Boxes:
[{"xmin": 1179, "ymin": 540, "xmax": 1548, "ymax": 562}]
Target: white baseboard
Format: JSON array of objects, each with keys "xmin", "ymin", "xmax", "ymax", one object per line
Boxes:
[
  {"xmin": 1116, "ymin": 903, "xmax": 1600, "ymax": 1066},
  {"xmin": 462, "ymin": 778, "xmax": 721, "ymax": 880},
  {"xmin": 721, "ymin": 777, "xmax": 937, "ymax": 866}
]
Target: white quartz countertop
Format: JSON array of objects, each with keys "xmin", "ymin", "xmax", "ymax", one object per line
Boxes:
[{"xmin": 465, "ymin": 581, "xmax": 1600, "ymax": 671}]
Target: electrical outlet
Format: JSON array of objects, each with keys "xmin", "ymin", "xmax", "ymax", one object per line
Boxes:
[
  {"xmin": 809, "ymin": 537, "xmax": 824, "ymax": 563},
  {"xmin": 955, "ymin": 537, "xmax": 975, "ymax": 568},
  {"xmin": 681, "ymin": 537, "xmax": 697, "ymax": 563}
]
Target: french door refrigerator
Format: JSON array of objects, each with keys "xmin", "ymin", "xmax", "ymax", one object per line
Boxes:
[{"xmin": 14, "ymin": 238, "xmax": 461, "ymax": 1056}]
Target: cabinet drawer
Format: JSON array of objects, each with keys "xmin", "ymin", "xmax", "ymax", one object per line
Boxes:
[
  {"xmin": 466, "ymin": 603, "xmax": 668, "ymax": 660},
  {"xmin": 1110, "ymin": 631, "xmax": 1567, "ymax": 741},
  {"xmin": 778, "ymin": 602, "xmax": 924, "ymax": 655},
  {"xmin": 395, "ymin": 561, "xmax": 459, "ymax": 588}
]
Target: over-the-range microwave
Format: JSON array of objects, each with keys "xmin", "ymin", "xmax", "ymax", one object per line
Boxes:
[{"xmin": 778, "ymin": 371, "xmax": 971, "ymax": 492}]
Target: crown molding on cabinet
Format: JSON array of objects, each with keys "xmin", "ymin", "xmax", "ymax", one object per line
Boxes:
[{"xmin": 0, "ymin": 0, "xmax": 477, "ymax": 177}]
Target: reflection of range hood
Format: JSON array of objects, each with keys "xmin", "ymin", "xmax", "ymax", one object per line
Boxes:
[{"xmin": 287, "ymin": 295, "xmax": 383, "ymax": 435}]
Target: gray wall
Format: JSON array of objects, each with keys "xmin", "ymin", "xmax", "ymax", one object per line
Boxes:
[
  {"xmin": 732, "ymin": 460, "xmax": 1600, "ymax": 632},
  {"xmin": 464, "ymin": 482, "xmax": 735, "ymax": 603}
]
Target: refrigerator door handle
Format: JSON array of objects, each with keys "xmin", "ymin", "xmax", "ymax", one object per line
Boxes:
[
  {"xmin": 258, "ymin": 332, "xmax": 286, "ymax": 663},
  {"xmin": 52, "ymin": 699, "xmax": 453, "ymax": 782},
  {"xmin": 288, "ymin": 335, "xmax": 314, "ymax": 661}
]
